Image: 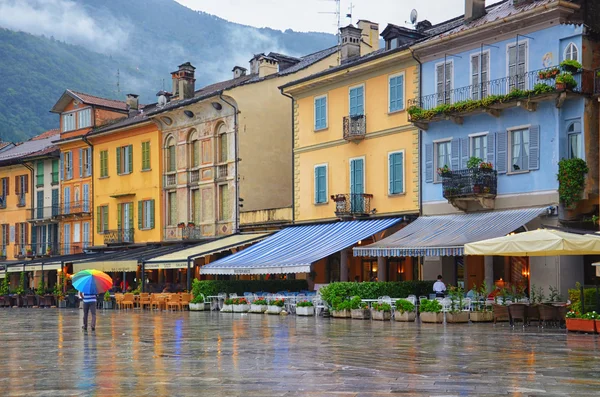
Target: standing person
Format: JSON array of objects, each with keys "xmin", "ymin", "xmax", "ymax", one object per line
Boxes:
[
  {"xmin": 433, "ymin": 275, "xmax": 446, "ymax": 298},
  {"xmin": 80, "ymin": 291, "xmax": 97, "ymax": 331}
]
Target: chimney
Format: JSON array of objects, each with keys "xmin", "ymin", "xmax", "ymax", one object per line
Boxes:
[
  {"xmin": 258, "ymin": 56, "xmax": 278, "ymax": 78},
  {"xmin": 126, "ymin": 94, "xmax": 139, "ymax": 116},
  {"xmin": 465, "ymin": 0, "xmax": 486, "ymax": 22},
  {"xmin": 171, "ymin": 62, "xmax": 196, "ymax": 100},
  {"xmin": 357, "ymin": 20, "xmax": 379, "ymax": 56},
  {"xmin": 232, "ymin": 66, "xmax": 247, "ymax": 79},
  {"xmin": 340, "ymin": 25, "xmax": 362, "ymax": 63}
]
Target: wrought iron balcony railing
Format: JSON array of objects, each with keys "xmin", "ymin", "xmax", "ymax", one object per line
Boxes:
[
  {"xmin": 28, "ymin": 206, "xmax": 60, "ymax": 222},
  {"xmin": 164, "ymin": 173, "xmax": 177, "ymax": 188},
  {"xmin": 331, "ymin": 193, "xmax": 373, "ymax": 218},
  {"xmin": 343, "ymin": 115, "xmax": 366, "ymax": 141},
  {"xmin": 55, "ymin": 201, "xmax": 91, "ymax": 217},
  {"xmin": 441, "ymin": 168, "xmax": 497, "ymax": 200},
  {"xmin": 14, "ymin": 244, "xmax": 29, "ymax": 258},
  {"xmin": 188, "ymin": 169, "xmax": 200, "ymax": 185},
  {"xmin": 163, "ymin": 226, "xmax": 203, "ymax": 241},
  {"xmin": 408, "ymin": 67, "xmax": 593, "ymax": 112},
  {"xmin": 103, "ymin": 229, "xmax": 134, "ymax": 245},
  {"xmin": 216, "ymin": 164, "xmax": 228, "ymax": 180},
  {"xmin": 13, "ymin": 243, "xmax": 88, "ymax": 258}
]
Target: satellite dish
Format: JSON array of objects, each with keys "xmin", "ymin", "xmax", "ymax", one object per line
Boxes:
[
  {"xmin": 410, "ymin": 9, "xmax": 418, "ymax": 25},
  {"xmin": 158, "ymin": 95, "xmax": 168, "ymax": 107}
]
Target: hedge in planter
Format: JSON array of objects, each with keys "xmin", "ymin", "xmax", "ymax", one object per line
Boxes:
[
  {"xmin": 331, "ymin": 297, "xmax": 351, "ymax": 318},
  {"xmin": 419, "ymin": 299, "xmax": 443, "ymax": 323},
  {"xmin": 371, "ymin": 302, "xmax": 392, "ymax": 321},
  {"xmin": 349, "ymin": 296, "xmax": 370, "ymax": 320},
  {"xmin": 319, "ymin": 281, "xmax": 435, "ymax": 306},
  {"xmin": 394, "ymin": 299, "xmax": 416, "ymax": 322},
  {"xmin": 192, "ymin": 280, "xmax": 309, "ymax": 298},
  {"xmin": 267, "ymin": 299, "xmax": 285, "ymax": 315}
]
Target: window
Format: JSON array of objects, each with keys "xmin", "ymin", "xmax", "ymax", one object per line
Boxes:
[
  {"xmin": 82, "ymin": 222, "xmax": 90, "ymax": 248},
  {"xmin": 218, "ymin": 124, "xmax": 228, "ymax": 163},
  {"xmin": 166, "ymin": 137, "xmax": 176, "ymax": 172},
  {"xmin": 388, "ymin": 152, "xmax": 404, "ymax": 195},
  {"xmin": 1, "ymin": 224, "xmax": 8, "ymax": 249},
  {"xmin": 436, "ymin": 61, "xmax": 453, "ymax": 104},
  {"xmin": 83, "ymin": 184, "xmax": 90, "ymax": 212},
  {"xmin": 99, "ymin": 150, "xmax": 108, "ymax": 177},
  {"xmin": 471, "ymin": 52, "xmax": 489, "ymax": 100},
  {"xmin": 510, "ymin": 128, "xmax": 530, "ymax": 172},
  {"xmin": 77, "ymin": 108, "xmax": 92, "ymax": 129},
  {"xmin": 471, "ymin": 135, "xmax": 487, "ymax": 161},
  {"xmin": 64, "ymin": 151, "xmax": 73, "ymax": 180},
  {"xmin": 116, "ymin": 145, "xmax": 133, "ymax": 175},
  {"xmin": 389, "ymin": 74, "xmax": 404, "ymax": 113},
  {"xmin": 117, "ymin": 203, "xmax": 133, "ymax": 240},
  {"xmin": 81, "ymin": 148, "xmax": 91, "ymax": 177},
  {"xmin": 138, "ymin": 199, "xmax": 155, "ymax": 230},
  {"xmin": 386, "ymin": 37, "xmax": 400, "ymax": 50},
  {"xmin": 51, "ymin": 159, "xmax": 59, "ymax": 184},
  {"xmin": 201, "ymin": 140, "xmax": 212, "ymax": 164},
  {"xmin": 567, "ymin": 120, "xmax": 582, "ymax": 159},
  {"xmin": 0, "ymin": 178, "xmax": 7, "ymax": 208},
  {"xmin": 62, "ymin": 113, "xmax": 75, "ymax": 132},
  {"xmin": 97, "ymin": 205, "xmax": 109, "ymax": 233},
  {"xmin": 167, "ymin": 192, "xmax": 177, "ymax": 226},
  {"xmin": 314, "ymin": 165, "xmax": 327, "ymax": 204},
  {"xmin": 314, "ymin": 96, "xmax": 327, "ymax": 130},
  {"xmin": 142, "ymin": 141, "xmax": 151, "ymax": 170},
  {"xmin": 15, "ymin": 175, "xmax": 28, "ymax": 206},
  {"xmin": 435, "ymin": 141, "xmax": 452, "ymax": 181},
  {"xmin": 564, "ymin": 42, "xmax": 579, "ymax": 62},
  {"xmin": 218, "ymin": 185, "xmax": 230, "ymax": 221},
  {"xmin": 36, "ymin": 161, "xmax": 44, "ymax": 187},
  {"xmin": 349, "ymin": 85, "xmax": 364, "ymax": 116},
  {"xmin": 191, "ymin": 139, "xmax": 200, "ymax": 168},
  {"xmin": 508, "ymin": 42, "xmax": 527, "ymax": 91},
  {"xmin": 191, "ymin": 189, "xmax": 201, "ymax": 223}
]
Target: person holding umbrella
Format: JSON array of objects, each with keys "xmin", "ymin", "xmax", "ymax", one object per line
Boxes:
[{"xmin": 72, "ymin": 269, "xmax": 113, "ymax": 332}]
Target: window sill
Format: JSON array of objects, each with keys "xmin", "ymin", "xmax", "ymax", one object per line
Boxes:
[
  {"xmin": 36, "ymin": 184, "xmax": 44, "ymax": 188},
  {"xmin": 139, "ymin": 227, "xmax": 154, "ymax": 231},
  {"xmin": 117, "ymin": 172, "xmax": 133, "ymax": 176},
  {"xmin": 387, "ymin": 108, "xmax": 405, "ymax": 115},
  {"xmin": 388, "ymin": 192, "xmax": 406, "ymax": 197},
  {"xmin": 51, "ymin": 182, "xmax": 59, "ymax": 186},
  {"xmin": 314, "ymin": 202, "xmax": 329, "ymax": 206},
  {"xmin": 314, "ymin": 127, "xmax": 328, "ymax": 132},
  {"xmin": 507, "ymin": 170, "xmax": 530, "ymax": 176},
  {"xmin": 17, "ymin": 204, "xmax": 26, "ymax": 208},
  {"xmin": 141, "ymin": 169, "xmax": 152, "ymax": 173},
  {"xmin": 99, "ymin": 176, "xmax": 110, "ymax": 180}
]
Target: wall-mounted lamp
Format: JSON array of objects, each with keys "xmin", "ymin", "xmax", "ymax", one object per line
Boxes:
[
  {"xmin": 211, "ymin": 102, "xmax": 223, "ymax": 111},
  {"xmin": 184, "ymin": 110, "xmax": 195, "ymax": 118},
  {"xmin": 357, "ymin": 240, "xmax": 362, "ymax": 245}
]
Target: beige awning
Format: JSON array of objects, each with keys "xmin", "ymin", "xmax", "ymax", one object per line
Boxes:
[
  {"xmin": 73, "ymin": 260, "xmax": 139, "ymax": 273},
  {"xmin": 27, "ymin": 264, "xmax": 61, "ymax": 271},
  {"xmin": 144, "ymin": 233, "xmax": 269, "ymax": 270}
]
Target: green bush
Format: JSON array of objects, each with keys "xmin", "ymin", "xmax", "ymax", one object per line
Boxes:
[
  {"xmin": 253, "ymin": 298, "xmax": 268, "ymax": 305},
  {"xmin": 420, "ymin": 299, "xmax": 442, "ymax": 313},
  {"xmin": 349, "ymin": 296, "xmax": 367, "ymax": 310},
  {"xmin": 395, "ymin": 299, "xmax": 415, "ymax": 314},
  {"xmin": 192, "ymin": 280, "xmax": 309, "ymax": 297},
  {"xmin": 372, "ymin": 302, "xmax": 391, "ymax": 312},
  {"xmin": 269, "ymin": 299, "xmax": 285, "ymax": 307},
  {"xmin": 569, "ymin": 284, "xmax": 599, "ymax": 313},
  {"xmin": 318, "ymin": 281, "xmax": 434, "ymax": 306},
  {"xmin": 296, "ymin": 301, "xmax": 313, "ymax": 307}
]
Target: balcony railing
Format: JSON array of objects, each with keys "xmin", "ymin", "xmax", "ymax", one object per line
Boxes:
[
  {"xmin": 103, "ymin": 229, "xmax": 134, "ymax": 245},
  {"xmin": 14, "ymin": 244, "xmax": 28, "ymax": 258},
  {"xmin": 163, "ymin": 226, "xmax": 203, "ymax": 241},
  {"xmin": 216, "ymin": 164, "xmax": 228, "ymax": 180},
  {"xmin": 17, "ymin": 193, "xmax": 26, "ymax": 207},
  {"xmin": 343, "ymin": 115, "xmax": 366, "ymax": 141},
  {"xmin": 441, "ymin": 168, "xmax": 497, "ymax": 210},
  {"xmin": 408, "ymin": 67, "xmax": 593, "ymax": 112},
  {"xmin": 56, "ymin": 201, "xmax": 91, "ymax": 217},
  {"xmin": 164, "ymin": 173, "xmax": 177, "ymax": 188},
  {"xmin": 0, "ymin": 245, "xmax": 6, "ymax": 259},
  {"xmin": 28, "ymin": 206, "xmax": 60, "ymax": 222},
  {"xmin": 188, "ymin": 169, "xmax": 200, "ymax": 185},
  {"xmin": 331, "ymin": 193, "xmax": 373, "ymax": 218}
]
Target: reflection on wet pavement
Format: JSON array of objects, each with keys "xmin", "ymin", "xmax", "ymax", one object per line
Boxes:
[{"xmin": 0, "ymin": 309, "xmax": 599, "ymax": 396}]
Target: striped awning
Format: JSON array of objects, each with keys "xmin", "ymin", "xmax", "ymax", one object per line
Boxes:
[
  {"xmin": 200, "ymin": 218, "xmax": 401, "ymax": 275},
  {"xmin": 353, "ymin": 207, "xmax": 548, "ymax": 257}
]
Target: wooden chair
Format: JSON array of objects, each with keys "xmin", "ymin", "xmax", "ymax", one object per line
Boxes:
[
  {"xmin": 139, "ymin": 293, "xmax": 151, "ymax": 310},
  {"xmin": 114, "ymin": 293, "xmax": 124, "ymax": 310},
  {"xmin": 121, "ymin": 293, "xmax": 135, "ymax": 310},
  {"xmin": 166, "ymin": 294, "xmax": 182, "ymax": 311},
  {"xmin": 180, "ymin": 293, "xmax": 191, "ymax": 311}
]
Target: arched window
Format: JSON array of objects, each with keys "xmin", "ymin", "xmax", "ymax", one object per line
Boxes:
[
  {"xmin": 564, "ymin": 42, "xmax": 579, "ymax": 62},
  {"xmin": 567, "ymin": 120, "xmax": 582, "ymax": 159},
  {"xmin": 217, "ymin": 124, "xmax": 228, "ymax": 163},
  {"xmin": 165, "ymin": 136, "xmax": 176, "ymax": 172},
  {"xmin": 188, "ymin": 130, "xmax": 200, "ymax": 168}
]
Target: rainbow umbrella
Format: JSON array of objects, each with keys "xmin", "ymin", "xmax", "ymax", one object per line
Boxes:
[{"xmin": 72, "ymin": 269, "xmax": 113, "ymax": 295}]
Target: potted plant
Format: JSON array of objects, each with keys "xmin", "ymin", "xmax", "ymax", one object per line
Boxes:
[
  {"xmin": 560, "ymin": 59, "xmax": 582, "ymax": 74},
  {"xmin": 102, "ymin": 291, "xmax": 113, "ymax": 309},
  {"xmin": 267, "ymin": 298, "xmax": 285, "ymax": 314},
  {"xmin": 446, "ymin": 286, "xmax": 469, "ymax": 323},
  {"xmin": 566, "ymin": 310, "xmax": 597, "ymax": 333},
  {"xmin": 177, "ymin": 222, "xmax": 186, "ymax": 229},
  {"xmin": 371, "ymin": 302, "xmax": 392, "ymax": 321},
  {"xmin": 349, "ymin": 296, "xmax": 370, "ymax": 320},
  {"xmin": 538, "ymin": 67, "xmax": 560, "ymax": 80},
  {"xmin": 232, "ymin": 297, "xmax": 250, "ymax": 312},
  {"xmin": 45, "ymin": 246, "xmax": 52, "ymax": 256},
  {"xmin": 331, "ymin": 297, "xmax": 351, "ymax": 318},
  {"xmin": 394, "ymin": 299, "xmax": 416, "ymax": 322},
  {"xmin": 221, "ymin": 298, "xmax": 234, "ymax": 312},
  {"xmin": 419, "ymin": 299, "xmax": 443, "ymax": 323},
  {"xmin": 14, "ymin": 272, "xmax": 26, "ymax": 307},
  {"xmin": 469, "ymin": 282, "xmax": 492, "ymax": 322},
  {"xmin": 250, "ymin": 297, "xmax": 268, "ymax": 313},
  {"xmin": 26, "ymin": 248, "xmax": 33, "ymax": 257},
  {"xmin": 467, "ymin": 156, "xmax": 483, "ymax": 170},
  {"xmin": 437, "ymin": 164, "xmax": 451, "ymax": 177},
  {"xmin": 296, "ymin": 300, "xmax": 315, "ymax": 316},
  {"xmin": 555, "ymin": 72, "xmax": 577, "ymax": 91}
]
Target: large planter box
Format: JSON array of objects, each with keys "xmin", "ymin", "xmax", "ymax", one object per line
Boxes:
[
  {"xmin": 249, "ymin": 304, "xmax": 267, "ymax": 313},
  {"xmin": 420, "ymin": 312, "xmax": 444, "ymax": 323},
  {"xmin": 266, "ymin": 305, "xmax": 283, "ymax": 315},
  {"xmin": 189, "ymin": 303, "xmax": 205, "ymax": 311},
  {"xmin": 332, "ymin": 309, "xmax": 351, "ymax": 318},
  {"xmin": 566, "ymin": 318, "xmax": 596, "ymax": 333},
  {"xmin": 351, "ymin": 308, "xmax": 370, "ymax": 320},
  {"xmin": 470, "ymin": 311, "xmax": 493, "ymax": 322},
  {"xmin": 394, "ymin": 310, "xmax": 416, "ymax": 322},
  {"xmin": 446, "ymin": 311, "xmax": 469, "ymax": 323},
  {"xmin": 221, "ymin": 304, "xmax": 233, "ymax": 313},
  {"xmin": 371, "ymin": 310, "xmax": 392, "ymax": 321},
  {"xmin": 103, "ymin": 300, "xmax": 113, "ymax": 310},
  {"xmin": 296, "ymin": 306, "xmax": 315, "ymax": 316},
  {"xmin": 233, "ymin": 304, "xmax": 250, "ymax": 313}
]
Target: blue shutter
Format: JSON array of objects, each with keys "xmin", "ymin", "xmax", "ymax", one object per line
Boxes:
[
  {"xmin": 389, "ymin": 153, "xmax": 404, "ymax": 194},
  {"xmin": 315, "ymin": 97, "xmax": 327, "ymax": 130},
  {"xmin": 486, "ymin": 133, "xmax": 495, "ymax": 166},
  {"xmin": 36, "ymin": 191, "xmax": 43, "ymax": 219},
  {"xmin": 350, "ymin": 86, "xmax": 364, "ymax": 116},
  {"xmin": 41, "ymin": 226, "xmax": 47, "ymax": 252},
  {"xmin": 451, "ymin": 139, "xmax": 460, "ymax": 170},
  {"xmin": 59, "ymin": 152, "xmax": 64, "ymax": 181},
  {"xmin": 425, "ymin": 144, "xmax": 433, "ymax": 182},
  {"xmin": 528, "ymin": 125, "xmax": 540, "ymax": 170},
  {"xmin": 79, "ymin": 148, "xmax": 83, "ymax": 178},
  {"xmin": 350, "ymin": 159, "xmax": 364, "ymax": 194},
  {"xmin": 389, "ymin": 75, "xmax": 404, "ymax": 112},
  {"xmin": 389, "ymin": 77, "xmax": 397, "ymax": 112},
  {"xmin": 496, "ymin": 131, "xmax": 508, "ymax": 174},
  {"xmin": 460, "ymin": 137, "xmax": 469, "ymax": 169},
  {"xmin": 68, "ymin": 152, "xmax": 73, "ymax": 179},
  {"xmin": 52, "ymin": 189, "xmax": 59, "ymax": 216},
  {"xmin": 318, "ymin": 167, "xmax": 327, "ymax": 203},
  {"xmin": 83, "ymin": 184, "xmax": 89, "ymax": 212}
]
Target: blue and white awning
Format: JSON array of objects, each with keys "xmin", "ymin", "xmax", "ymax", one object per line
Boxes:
[
  {"xmin": 353, "ymin": 207, "xmax": 548, "ymax": 257},
  {"xmin": 200, "ymin": 218, "xmax": 401, "ymax": 275}
]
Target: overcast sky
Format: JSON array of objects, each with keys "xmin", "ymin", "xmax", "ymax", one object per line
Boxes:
[{"xmin": 175, "ymin": 0, "xmax": 499, "ymax": 34}]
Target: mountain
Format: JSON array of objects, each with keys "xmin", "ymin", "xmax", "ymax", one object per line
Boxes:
[{"xmin": 0, "ymin": 0, "xmax": 336, "ymax": 142}]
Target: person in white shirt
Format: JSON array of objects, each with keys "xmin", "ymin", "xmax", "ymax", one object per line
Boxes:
[{"xmin": 433, "ymin": 275, "xmax": 446, "ymax": 297}]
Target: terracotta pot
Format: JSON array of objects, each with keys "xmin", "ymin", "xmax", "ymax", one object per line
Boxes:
[
  {"xmin": 420, "ymin": 312, "xmax": 443, "ymax": 323},
  {"xmin": 566, "ymin": 318, "xmax": 596, "ymax": 333},
  {"xmin": 446, "ymin": 311, "xmax": 469, "ymax": 323},
  {"xmin": 470, "ymin": 311, "xmax": 493, "ymax": 322},
  {"xmin": 556, "ymin": 82, "xmax": 566, "ymax": 91},
  {"xmin": 394, "ymin": 310, "xmax": 416, "ymax": 322},
  {"xmin": 351, "ymin": 308, "xmax": 370, "ymax": 319},
  {"xmin": 332, "ymin": 309, "xmax": 351, "ymax": 318}
]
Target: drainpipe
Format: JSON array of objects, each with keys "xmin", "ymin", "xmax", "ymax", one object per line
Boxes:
[
  {"xmin": 280, "ymin": 89, "xmax": 295, "ymax": 223},
  {"xmin": 219, "ymin": 92, "xmax": 240, "ymax": 234},
  {"xmin": 410, "ymin": 48, "xmax": 423, "ymax": 280},
  {"xmin": 82, "ymin": 135, "xmax": 93, "ymax": 247},
  {"xmin": 23, "ymin": 162, "xmax": 34, "ymax": 254}
]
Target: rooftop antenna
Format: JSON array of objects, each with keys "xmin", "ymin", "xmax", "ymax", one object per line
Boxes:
[
  {"xmin": 346, "ymin": 2, "xmax": 354, "ymax": 22},
  {"xmin": 116, "ymin": 69, "xmax": 121, "ymax": 95},
  {"xmin": 319, "ymin": 0, "xmax": 341, "ymax": 41}
]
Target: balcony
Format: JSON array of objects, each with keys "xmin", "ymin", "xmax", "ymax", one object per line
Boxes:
[
  {"xmin": 164, "ymin": 225, "xmax": 204, "ymax": 241},
  {"xmin": 103, "ymin": 229, "xmax": 134, "ymax": 245},
  {"xmin": 331, "ymin": 193, "xmax": 373, "ymax": 219},
  {"xmin": 164, "ymin": 173, "xmax": 177, "ymax": 189},
  {"xmin": 408, "ymin": 67, "xmax": 594, "ymax": 129},
  {"xmin": 441, "ymin": 168, "xmax": 497, "ymax": 211},
  {"xmin": 14, "ymin": 244, "xmax": 28, "ymax": 259},
  {"xmin": 343, "ymin": 115, "xmax": 366, "ymax": 141},
  {"xmin": 188, "ymin": 169, "xmax": 200, "ymax": 185},
  {"xmin": 28, "ymin": 206, "xmax": 60, "ymax": 222},
  {"xmin": 216, "ymin": 164, "xmax": 228, "ymax": 181},
  {"xmin": 54, "ymin": 201, "xmax": 91, "ymax": 218}
]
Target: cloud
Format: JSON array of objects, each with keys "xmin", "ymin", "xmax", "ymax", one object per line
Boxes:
[{"xmin": 0, "ymin": 0, "xmax": 129, "ymax": 53}]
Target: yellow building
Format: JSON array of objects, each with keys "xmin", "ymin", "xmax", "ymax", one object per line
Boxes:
[{"xmin": 280, "ymin": 22, "xmax": 421, "ymax": 283}]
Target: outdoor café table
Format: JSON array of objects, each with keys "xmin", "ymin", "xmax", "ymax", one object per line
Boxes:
[{"xmin": 361, "ymin": 298, "xmax": 402, "ymax": 309}]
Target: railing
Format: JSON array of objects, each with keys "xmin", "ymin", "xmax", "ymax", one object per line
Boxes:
[
  {"xmin": 441, "ymin": 168, "xmax": 497, "ymax": 200},
  {"xmin": 103, "ymin": 229, "xmax": 134, "ymax": 245},
  {"xmin": 164, "ymin": 173, "xmax": 177, "ymax": 188},
  {"xmin": 28, "ymin": 206, "xmax": 60, "ymax": 221},
  {"xmin": 57, "ymin": 201, "xmax": 91, "ymax": 216},
  {"xmin": 13, "ymin": 244, "xmax": 28, "ymax": 258},
  {"xmin": 216, "ymin": 164, "xmax": 228, "ymax": 180},
  {"xmin": 331, "ymin": 193, "xmax": 373, "ymax": 218},
  {"xmin": 17, "ymin": 193, "xmax": 26, "ymax": 207},
  {"xmin": 188, "ymin": 169, "xmax": 200, "ymax": 185},
  {"xmin": 0, "ymin": 245, "xmax": 6, "ymax": 259},
  {"xmin": 59, "ymin": 243, "xmax": 89, "ymax": 255},
  {"xmin": 343, "ymin": 115, "xmax": 366, "ymax": 141},
  {"xmin": 408, "ymin": 67, "xmax": 593, "ymax": 111},
  {"xmin": 163, "ymin": 226, "xmax": 203, "ymax": 241}
]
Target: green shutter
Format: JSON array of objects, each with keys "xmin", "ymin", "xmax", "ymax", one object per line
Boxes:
[
  {"xmin": 116, "ymin": 147, "xmax": 121, "ymax": 175},
  {"xmin": 138, "ymin": 201, "xmax": 143, "ymax": 229},
  {"xmin": 117, "ymin": 204, "xmax": 122, "ymax": 230},
  {"xmin": 128, "ymin": 203, "xmax": 134, "ymax": 229},
  {"xmin": 103, "ymin": 207, "xmax": 108, "ymax": 232},
  {"xmin": 128, "ymin": 145, "xmax": 133, "ymax": 173},
  {"xmin": 150, "ymin": 199, "xmax": 155, "ymax": 229},
  {"xmin": 96, "ymin": 207, "xmax": 101, "ymax": 233}
]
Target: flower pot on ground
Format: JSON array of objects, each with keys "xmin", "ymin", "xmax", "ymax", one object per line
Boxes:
[
  {"xmin": 221, "ymin": 298, "xmax": 234, "ymax": 313},
  {"xmin": 566, "ymin": 310, "xmax": 597, "ymax": 333},
  {"xmin": 446, "ymin": 311, "xmax": 469, "ymax": 323},
  {"xmin": 420, "ymin": 312, "xmax": 444, "ymax": 323},
  {"xmin": 267, "ymin": 299, "xmax": 285, "ymax": 315},
  {"xmin": 349, "ymin": 296, "xmax": 369, "ymax": 319},
  {"xmin": 332, "ymin": 309, "xmax": 351, "ymax": 318},
  {"xmin": 419, "ymin": 299, "xmax": 443, "ymax": 323},
  {"xmin": 331, "ymin": 297, "xmax": 352, "ymax": 318},
  {"xmin": 371, "ymin": 302, "xmax": 392, "ymax": 321},
  {"xmin": 469, "ymin": 311, "xmax": 493, "ymax": 322},
  {"xmin": 250, "ymin": 298, "xmax": 268, "ymax": 313},
  {"xmin": 296, "ymin": 301, "xmax": 314, "ymax": 316},
  {"xmin": 394, "ymin": 299, "xmax": 416, "ymax": 322},
  {"xmin": 232, "ymin": 298, "xmax": 250, "ymax": 312}
]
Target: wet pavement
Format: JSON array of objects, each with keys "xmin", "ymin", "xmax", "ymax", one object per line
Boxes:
[{"xmin": 0, "ymin": 309, "xmax": 599, "ymax": 396}]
